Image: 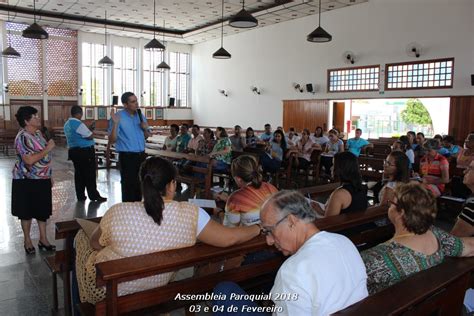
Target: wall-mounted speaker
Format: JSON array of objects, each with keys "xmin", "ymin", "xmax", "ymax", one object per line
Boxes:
[
  {"xmin": 471, "ymin": 74, "xmax": 474, "ymax": 86},
  {"xmin": 112, "ymin": 96, "xmax": 118, "ymax": 106},
  {"xmin": 169, "ymin": 97, "xmax": 175, "ymax": 107},
  {"xmin": 306, "ymin": 84, "xmax": 313, "ymax": 92}
]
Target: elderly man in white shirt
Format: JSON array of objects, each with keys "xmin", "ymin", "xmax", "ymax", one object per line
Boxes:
[{"xmin": 213, "ymin": 190, "xmax": 368, "ymax": 316}]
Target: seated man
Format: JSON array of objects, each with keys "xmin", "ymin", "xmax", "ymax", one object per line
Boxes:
[
  {"xmin": 346, "ymin": 128, "xmax": 373, "ymax": 157},
  {"xmin": 213, "ymin": 190, "xmax": 368, "ymax": 315},
  {"xmin": 442, "ymin": 135, "xmax": 461, "ymax": 159},
  {"xmin": 259, "ymin": 123, "xmax": 273, "ymax": 143},
  {"xmin": 451, "ymin": 160, "xmax": 474, "ymax": 237},
  {"xmin": 176, "ymin": 124, "xmax": 191, "ymax": 153},
  {"xmin": 229, "ymin": 125, "xmax": 246, "ymax": 152},
  {"xmin": 185, "ymin": 124, "xmax": 204, "ymax": 154}
]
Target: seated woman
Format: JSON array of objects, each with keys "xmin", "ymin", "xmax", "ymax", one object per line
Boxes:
[
  {"xmin": 196, "ymin": 128, "xmax": 216, "ymax": 156},
  {"xmin": 260, "ymin": 130, "xmax": 287, "ymax": 174},
  {"xmin": 361, "ymin": 182, "xmax": 474, "ymax": 295},
  {"xmin": 209, "ymin": 127, "xmax": 232, "ymax": 172},
  {"xmin": 245, "ymin": 127, "xmax": 258, "ymax": 149},
  {"xmin": 162, "ymin": 124, "xmax": 179, "ymax": 151},
  {"xmin": 379, "ymin": 151, "xmax": 410, "ymax": 206},
  {"xmin": 312, "ymin": 151, "xmax": 368, "ymax": 217},
  {"xmin": 320, "ymin": 129, "xmax": 344, "ymax": 175},
  {"xmin": 310, "ymin": 126, "xmax": 329, "ymax": 148},
  {"xmin": 75, "ymin": 157, "xmax": 260, "ymax": 304},
  {"xmin": 286, "ymin": 127, "xmax": 299, "ymax": 148},
  {"xmin": 223, "ymin": 155, "xmax": 278, "ymax": 227},
  {"xmin": 457, "ymin": 133, "xmax": 474, "ymax": 169},
  {"xmin": 419, "ymin": 139, "xmax": 449, "ymax": 197},
  {"xmin": 286, "ymin": 129, "xmax": 316, "ymax": 170}
]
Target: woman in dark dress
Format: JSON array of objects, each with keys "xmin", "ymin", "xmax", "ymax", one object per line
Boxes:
[{"xmin": 12, "ymin": 106, "xmax": 56, "ymax": 254}]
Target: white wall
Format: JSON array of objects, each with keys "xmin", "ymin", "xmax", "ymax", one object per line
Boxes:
[{"xmin": 191, "ymin": 0, "xmax": 474, "ymax": 128}]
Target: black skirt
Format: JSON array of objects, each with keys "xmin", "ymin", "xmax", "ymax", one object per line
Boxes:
[{"xmin": 11, "ymin": 178, "xmax": 52, "ymax": 221}]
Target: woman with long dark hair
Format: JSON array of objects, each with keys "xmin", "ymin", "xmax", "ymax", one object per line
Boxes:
[
  {"xmin": 379, "ymin": 151, "xmax": 410, "ymax": 206},
  {"xmin": 75, "ymin": 156, "xmax": 260, "ymax": 304},
  {"xmin": 12, "ymin": 106, "xmax": 56, "ymax": 254},
  {"xmin": 313, "ymin": 151, "xmax": 368, "ymax": 217}
]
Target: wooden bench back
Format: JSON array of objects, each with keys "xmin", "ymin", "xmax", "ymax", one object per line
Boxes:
[
  {"xmin": 145, "ymin": 148, "xmax": 213, "ymax": 198},
  {"xmin": 358, "ymin": 156, "xmax": 384, "ymax": 181},
  {"xmin": 90, "ymin": 205, "xmax": 389, "ymax": 315},
  {"xmin": 336, "ymin": 257, "xmax": 474, "ymax": 315}
]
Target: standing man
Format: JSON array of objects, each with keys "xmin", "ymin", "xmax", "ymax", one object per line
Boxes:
[
  {"xmin": 64, "ymin": 106, "xmax": 106, "ymax": 202},
  {"xmin": 109, "ymin": 92, "xmax": 150, "ymax": 202},
  {"xmin": 346, "ymin": 128, "xmax": 373, "ymax": 157}
]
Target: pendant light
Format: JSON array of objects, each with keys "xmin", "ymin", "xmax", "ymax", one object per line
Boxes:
[
  {"xmin": 229, "ymin": 0, "xmax": 257, "ymax": 28},
  {"xmin": 157, "ymin": 21, "xmax": 170, "ymax": 70},
  {"xmin": 212, "ymin": 0, "xmax": 231, "ymax": 59},
  {"xmin": 307, "ymin": 0, "xmax": 332, "ymax": 42},
  {"xmin": 22, "ymin": 0, "xmax": 48, "ymax": 39},
  {"xmin": 2, "ymin": 1, "xmax": 21, "ymax": 58},
  {"xmin": 98, "ymin": 10, "xmax": 114, "ymax": 66},
  {"xmin": 145, "ymin": 0, "xmax": 165, "ymax": 51}
]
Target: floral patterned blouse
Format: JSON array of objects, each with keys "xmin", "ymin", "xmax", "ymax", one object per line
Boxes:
[
  {"xmin": 361, "ymin": 226, "xmax": 464, "ymax": 295},
  {"xmin": 12, "ymin": 129, "xmax": 52, "ymax": 179},
  {"xmin": 211, "ymin": 137, "xmax": 232, "ymax": 164}
]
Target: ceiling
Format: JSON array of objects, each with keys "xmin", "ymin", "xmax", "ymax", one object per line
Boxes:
[{"xmin": 0, "ymin": 0, "xmax": 368, "ymax": 44}]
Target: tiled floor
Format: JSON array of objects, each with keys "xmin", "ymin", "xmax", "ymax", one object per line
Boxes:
[{"xmin": 0, "ymin": 146, "xmax": 121, "ymax": 315}]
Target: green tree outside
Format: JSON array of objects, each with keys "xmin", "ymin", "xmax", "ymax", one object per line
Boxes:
[{"xmin": 401, "ymin": 98, "xmax": 433, "ymax": 134}]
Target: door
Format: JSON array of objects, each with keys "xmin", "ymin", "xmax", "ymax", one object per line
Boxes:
[{"xmin": 332, "ymin": 102, "xmax": 345, "ymax": 132}]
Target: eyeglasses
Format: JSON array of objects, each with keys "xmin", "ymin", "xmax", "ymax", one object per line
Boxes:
[
  {"xmin": 384, "ymin": 160, "xmax": 396, "ymax": 167},
  {"xmin": 260, "ymin": 214, "xmax": 289, "ymax": 236}
]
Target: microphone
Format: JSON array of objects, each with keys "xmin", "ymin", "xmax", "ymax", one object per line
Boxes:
[
  {"xmin": 136, "ymin": 108, "xmax": 143, "ymax": 123},
  {"xmin": 41, "ymin": 126, "xmax": 51, "ymax": 141}
]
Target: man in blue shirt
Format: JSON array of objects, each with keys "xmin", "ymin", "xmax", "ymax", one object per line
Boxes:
[
  {"xmin": 109, "ymin": 92, "xmax": 151, "ymax": 202},
  {"xmin": 346, "ymin": 128, "xmax": 373, "ymax": 157},
  {"xmin": 64, "ymin": 106, "xmax": 106, "ymax": 202},
  {"xmin": 260, "ymin": 123, "xmax": 273, "ymax": 142}
]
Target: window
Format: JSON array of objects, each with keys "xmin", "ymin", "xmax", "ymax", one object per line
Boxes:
[
  {"xmin": 142, "ymin": 50, "xmax": 164, "ymax": 106},
  {"xmin": 169, "ymin": 52, "xmax": 190, "ymax": 107},
  {"xmin": 386, "ymin": 58, "xmax": 454, "ymax": 90},
  {"xmin": 113, "ymin": 46, "xmax": 137, "ymax": 96},
  {"xmin": 328, "ymin": 65, "xmax": 380, "ymax": 92},
  {"xmin": 81, "ymin": 43, "xmax": 108, "ymax": 105}
]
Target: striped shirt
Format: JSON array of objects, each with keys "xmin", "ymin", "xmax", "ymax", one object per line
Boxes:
[
  {"xmin": 459, "ymin": 196, "xmax": 474, "ymax": 226},
  {"xmin": 420, "ymin": 153, "xmax": 449, "ymax": 193}
]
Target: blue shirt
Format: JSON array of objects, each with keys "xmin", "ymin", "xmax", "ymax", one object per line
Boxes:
[
  {"xmin": 347, "ymin": 138, "xmax": 369, "ymax": 156},
  {"xmin": 108, "ymin": 110, "xmax": 147, "ymax": 152},
  {"xmin": 64, "ymin": 118, "xmax": 94, "ymax": 148},
  {"xmin": 438, "ymin": 147, "xmax": 450, "ymax": 157},
  {"xmin": 260, "ymin": 132, "xmax": 273, "ymax": 142}
]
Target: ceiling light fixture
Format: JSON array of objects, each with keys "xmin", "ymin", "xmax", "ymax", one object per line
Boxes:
[
  {"xmin": 213, "ymin": 0, "xmax": 231, "ymax": 59},
  {"xmin": 22, "ymin": 0, "xmax": 49, "ymax": 39},
  {"xmin": 229, "ymin": 0, "xmax": 258, "ymax": 28},
  {"xmin": 98, "ymin": 10, "xmax": 114, "ymax": 66},
  {"xmin": 157, "ymin": 21, "xmax": 170, "ymax": 70},
  {"xmin": 144, "ymin": 0, "xmax": 165, "ymax": 51},
  {"xmin": 307, "ymin": 0, "xmax": 332, "ymax": 43},
  {"xmin": 2, "ymin": 0, "xmax": 21, "ymax": 58}
]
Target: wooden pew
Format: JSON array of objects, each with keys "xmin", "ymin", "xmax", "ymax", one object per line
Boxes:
[
  {"xmin": 93, "ymin": 138, "xmax": 118, "ymax": 169},
  {"xmin": 336, "ymin": 257, "xmax": 474, "ymax": 316},
  {"xmin": 53, "ymin": 205, "xmax": 389, "ymax": 316},
  {"xmin": 78, "ymin": 205, "xmax": 390, "ymax": 315},
  {"xmin": 358, "ymin": 156, "xmax": 384, "ymax": 182},
  {"xmin": 145, "ymin": 148, "xmax": 214, "ymax": 199}
]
